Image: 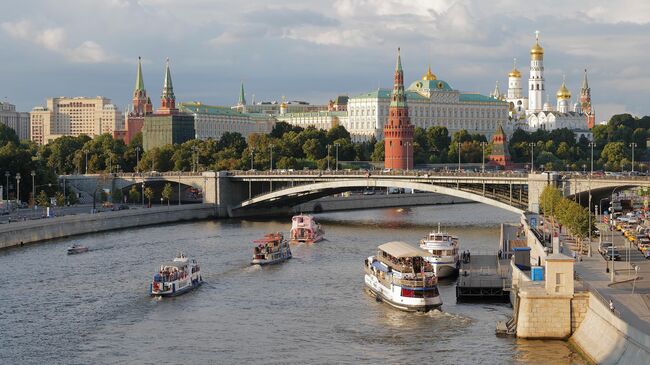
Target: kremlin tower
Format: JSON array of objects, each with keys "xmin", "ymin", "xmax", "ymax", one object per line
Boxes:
[
  {"xmin": 580, "ymin": 69, "xmax": 595, "ymax": 129},
  {"xmin": 383, "ymin": 48, "xmax": 414, "ymax": 170},
  {"xmin": 528, "ymin": 31, "xmax": 545, "ymax": 113},
  {"xmin": 156, "ymin": 58, "xmax": 178, "ymax": 115},
  {"xmin": 488, "ymin": 124, "xmax": 511, "ymax": 168},
  {"xmin": 114, "ymin": 57, "xmax": 153, "ymax": 144}
]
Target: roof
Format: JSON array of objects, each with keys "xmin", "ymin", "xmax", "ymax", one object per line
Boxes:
[
  {"xmin": 179, "ymin": 102, "xmax": 273, "ymax": 120},
  {"xmin": 350, "ymin": 88, "xmax": 428, "ymax": 100},
  {"xmin": 378, "ymin": 241, "xmax": 431, "ymax": 258},
  {"xmin": 408, "ymin": 79, "xmax": 453, "ymax": 92},
  {"xmin": 459, "ymin": 93, "xmax": 506, "ymax": 103},
  {"xmin": 162, "ymin": 261, "xmax": 187, "ymax": 268}
]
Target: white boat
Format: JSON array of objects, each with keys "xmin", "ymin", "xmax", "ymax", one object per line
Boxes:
[
  {"xmin": 364, "ymin": 241, "xmax": 442, "ymax": 312},
  {"xmin": 251, "ymin": 232, "xmax": 292, "ymax": 265},
  {"xmin": 419, "ymin": 224, "xmax": 460, "ymax": 278},
  {"xmin": 290, "ymin": 214, "xmax": 324, "ymax": 243},
  {"xmin": 67, "ymin": 245, "xmax": 89, "ymax": 255},
  {"xmin": 150, "ymin": 253, "xmax": 202, "ymax": 297}
]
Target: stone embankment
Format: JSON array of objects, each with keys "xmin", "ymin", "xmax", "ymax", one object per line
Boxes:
[{"xmin": 0, "ymin": 204, "xmax": 217, "ymax": 249}]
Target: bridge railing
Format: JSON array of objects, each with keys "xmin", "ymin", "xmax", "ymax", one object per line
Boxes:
[{"xmin": 228, "ymin": 169, "xmax": 529, "ymax": 178}]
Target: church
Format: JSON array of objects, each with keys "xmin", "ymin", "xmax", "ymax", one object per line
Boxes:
[{"xmin": 490, "ymin": 31, "xmax": 595, "ymax": 137}]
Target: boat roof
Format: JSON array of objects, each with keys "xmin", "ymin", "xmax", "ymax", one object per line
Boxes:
[
  {"xmin": 162, "ymin": 261, "xmax": 187, "ymax": 268},
  {"xmin": 378, "ymin": 241, "xmax": 432, "ymax": 258}
]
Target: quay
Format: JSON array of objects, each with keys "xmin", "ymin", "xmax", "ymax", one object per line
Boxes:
[{"xmin": 456, "ymin": 254, "xmax": 510, "ymax": 302}]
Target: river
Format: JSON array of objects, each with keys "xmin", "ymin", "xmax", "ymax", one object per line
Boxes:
[{"xmin": 0, "ymin": 203, "xmax": 587, "ymax": 364}]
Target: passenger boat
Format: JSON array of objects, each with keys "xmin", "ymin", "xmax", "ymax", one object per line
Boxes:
[
  {"xmin": 251, "ymin": 232, "xmax": 292, "ymax": 265},
  {"xmin": 67, "ymin": 245, "xmax": 89, "ymax": 255},
  {"xmin": 290, "ymin": 214, "xmax": 324, "ymax": 243},
  {"xmin": 149, "ymin": 253, "xmax": 202, "ymax": 297},
  {"xmin": 419, "ymin": 224, "xmax": 460, "ymax": 278},
  {"xmin": 364, "ymin": 241, "xmax": 442, "ymax": 312}
]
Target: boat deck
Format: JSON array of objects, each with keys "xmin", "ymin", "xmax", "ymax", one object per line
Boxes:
[{"xmin": 456, "ymin": 254, "xmax": 510, "ymax": 302}]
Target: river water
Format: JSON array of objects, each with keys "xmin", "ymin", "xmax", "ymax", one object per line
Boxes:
[{"xmin": 0, "ymin": 203, "xmax": 587, "ymax": 364}]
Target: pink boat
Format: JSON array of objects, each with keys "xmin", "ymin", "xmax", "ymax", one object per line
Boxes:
[{"xmin": 290, "ymin": 214, "xmax": 324, "ymax": 243}]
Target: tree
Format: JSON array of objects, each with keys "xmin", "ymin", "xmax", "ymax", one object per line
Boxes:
[
  {"xmin": 599, "ymin": 142, "xmax": 627, "ymax": 171},
  {"xmin": 112, "ymin": 187, "xmax": 123, "ymax": 204},
  {"xmin": 67, "ymin": 191, "xmax": 79, "ymax": 205},
  {"xmin": 302, "ymin": 138, "xmax": 325, "ymax": 160},
  {"xmin": 162, "ymin": 183, "xmax": 173, "ymax": 206},
  {"xmin": 0, "ymin": 124, "xmax": 20, "ymax": 145},
  {"xmin": 36, "ymin": 190, "xmax": 50, "ymax": 208},
  {"xmin": 144, "ymin": 186, "xmax": 154, "ymax": 207},
  {"xmin": 371, "ymin": 141, "xmax": 385, "ymax": 162},
  {"xmin": 54, "ymin": 191, "xmax": 65, "ymax": 207},
  {"xmin": 128, "ymin": 185, "xmax": 140, "ymax": 204}
]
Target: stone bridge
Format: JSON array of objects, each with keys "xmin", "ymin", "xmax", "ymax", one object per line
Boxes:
[{"xmin": 62, "ymin": 171, "xmax": 650, "ymax": 217}]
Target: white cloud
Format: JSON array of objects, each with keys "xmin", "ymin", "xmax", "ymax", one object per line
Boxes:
[{"xmin": 1, "ymin": 20, "xmax": 114, "ymax": 63}]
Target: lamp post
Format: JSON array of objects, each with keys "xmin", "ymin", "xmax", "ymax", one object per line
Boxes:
[
  {"xmin": 582, "ymin": 164, "xmax": 587, "ymax": 174},
  {"xmin": 15, "ymin": 173, "xmax": 21, "ymax": 205},
  {"xmin": 529, "ymin": 142, "xmax": 535, "ymax": 173},
  {"xmin": 178, "ymin": 172, "xmax": 182, "ymax": 206},
  {"xmin": 84, "ymin": 150, "xmax": 89, "ymax": 174},
  {"xmin": 250, "ymin": 148, "xmax": 255, "ymax": 170},
  {"xmin": 334, "ymin": 143, "xmax": 340, "ymax": 171},
  {"xmin": 4, "ymin": 171, "xmax": 9, "ymax": 211},
  {"xmin": 31, "ymin": 171, "xmax": 35, "ymax": 208},
  {"xmin": 269, "ymin": 144, "xmax": 274, "ymax": 172},
  {"xmin": 135, "ymin": 146, "xmax": 141, "ymax": 173},
  {"xmin": 457, "ymin": 141, "xmax": 462, "ymax": 172},
  {"xmin": 630, "ymin": 142, "xmax": 637, "ymax": 173},
  {"xmin": 327, "ymin": 144, "xmax": 331, "ymax": 171},
  {"xmin": 192, "ymin": 146, "xmax": 199, "ymax": 173},
  {"xmin": 480, "ymin": 141, "xmax": 487, "ymax": 173},
  {"xmin": 141, "ymin": 181, "xmax": 145, "ymax": 208},
  {"xmin": 588, "ymin": 141, "xmax": 595, "ymax": 175},
  {"xmin": 566, "ymin": 164, "xmax": 570, "ymax": 172},
  {"xmin": 406, "ymin": 142, "xmax": 412, "ymax": 172}
]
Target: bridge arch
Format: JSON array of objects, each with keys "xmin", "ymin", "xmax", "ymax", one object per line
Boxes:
[{"xmin": 232, "ymin": 179, "xmax": 525, "ymax": 215}]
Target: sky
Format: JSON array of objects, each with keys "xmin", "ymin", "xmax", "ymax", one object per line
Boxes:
[{"xmin": 2, "ymin": 0, "xmax": 650, "ymax": 123}]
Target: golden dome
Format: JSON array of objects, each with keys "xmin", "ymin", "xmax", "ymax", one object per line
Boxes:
[
  {"xmin": 556, "ymin": 81, "xmax": 571, "ymax": 99},
  {"xmin": 508, "ymin": 68, "xmax": 521, "ymax": 78},
  {"xmin": 530, "ymin": 31, "xmax": 544, "ymax": 60},
  {"xmin": 422, "ymin": 65, "xmax": 437, "ymax": 80}
]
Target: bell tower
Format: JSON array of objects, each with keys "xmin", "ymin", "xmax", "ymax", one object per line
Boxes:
[{"xmin": 580, "ymin": 69, "xmax": 595, "ymax": 129}]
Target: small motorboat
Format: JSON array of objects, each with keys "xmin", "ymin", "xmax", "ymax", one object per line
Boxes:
[
  {"xmin": 150, "ymin": 253, "xmax": 202, "ymax": 297},
  {"xmin": 251, "ymin": 232, "xmax": 292, "ymax": 265},
  {"xmin": 290, "ymin": 214, "xmax": 324, "ymax": 243},
  {"xmin": 67, "ymin": 245, "xmax": 89, "ymax": 255}
]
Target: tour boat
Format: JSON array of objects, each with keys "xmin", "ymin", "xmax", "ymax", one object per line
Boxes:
[
  {"xmin": 251, "ymin": 232, "xmax": 292, "ymax": 265},
  {"xmin": 364, "ymin": 241, "xmax": 442, "ymax": 312},
  {"xmin": 67, "ymin": 245, "xmax": 89, "ymax": 255},
  {"xmin": 419, "ymin": 224, "xmax": 460, "ymax": 278},
  {"xmin": 149, "ymin": 253, "xmax": 202, "ymax": 297},
  {"xmin": 290, "ymin": 214, "xmax": 324, "ymax": 243}
]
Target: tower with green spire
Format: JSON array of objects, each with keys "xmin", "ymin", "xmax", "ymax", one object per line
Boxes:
[
  {"xmin": 159, "ymin": 58, "xmax": 177, "ymax": 113},
  {"xmin": 132, "ymin": 56, "xmax": 150, "ymax": 116},
  {"xmin": 237, "ymin": 81, "xmax": 247, "ymax": 113},
  {"xmin": 384, "ymin": 47, "xmax": 414, "ymax": 170}
]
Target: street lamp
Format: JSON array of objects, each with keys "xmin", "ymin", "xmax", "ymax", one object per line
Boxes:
[
  {"xmin": 191, "ymin": 146, "xmax": 199, "ymax": 173},
  {"xmin": 457, "ymin": 141, "xmax": 462, "ymax": 172},
  {"xmin": 269, "ymin": 144, "xmax": 274, "ymax": 172},
  {"xmin": 250, "ymin": 148, "xmax": 255, "ymax": 170},
  {"xmin": 4, "ymin": 171, "xmax": 9, "ymax": 210},
  {"xmin": 31, "ymin": 171, "xmax": 35, "ymax": 208},
  {"xmin": 84, "ymin": 150, "xmax": 89, "ymax": 174},
  {"xmin": 334, "ymin": 143, "xmax": 340, "ymax": 171},
  {"xmin": 566, "ymin": 164, "xmax": 571, "ymax": 172},
  {"xmin": 406, "ymin": 142, "xmax": 412, "ymax": 172},
  {"xmin": 582, "ymin": 164, "xmax": 587, "ymax": 174},
  {"xmin": 480, "ymin": 141, "xmax": 487, "ymax": 173},
  {"xmin": 629, "ymin": 142, "xmax": 637, "ymax": 173},
  {"xmin": 588, "ymin": 141, "xmax": 595, "ymax": 175},
  {"xmin": 327, "ymin": 144, "xmax": 331, "ymax": 170},
  {"xmin": 529, "ymin": 142, "xmax": 535, "ymax": 173},
  {"xmin": 178, "ymin": 171, "xmax": 182, "ymax": 206},
  {"xmin": 15, "ymin": 173, "xmax": 21, "ymax": 204},
  {"xmin": 135, "ymin": 146, "xmax": 141, "ymax": 173},
  {"xmin": 141, "ymin": 182, "xmax": 145, "ymax": 208}
]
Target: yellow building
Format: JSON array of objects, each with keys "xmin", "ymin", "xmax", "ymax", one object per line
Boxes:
[{"xmin": 30, "ymin": 97, "xmax": 123, "ymax": 145}]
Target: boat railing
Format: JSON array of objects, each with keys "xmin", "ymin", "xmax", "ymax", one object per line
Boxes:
[{"xmin": 392, "ymin": 276, "xmax": 437, "ymax": 288}]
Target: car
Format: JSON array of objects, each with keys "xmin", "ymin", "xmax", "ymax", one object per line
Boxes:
[
  {"xmin": 362, "ymin": 189, "xmax": 376, "ymax": 195},
  {"xmin": 598, "ymin": 242, "xmax": 614, "ymax": 255},
  {"xmin": 604, "ymin": 247, "xmax": 621, "ymax": 261}
]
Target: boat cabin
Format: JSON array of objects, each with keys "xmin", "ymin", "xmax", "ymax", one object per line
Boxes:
[{"xmin": 376, "ymin": 241, "xmax": 433, "ymax": 274}]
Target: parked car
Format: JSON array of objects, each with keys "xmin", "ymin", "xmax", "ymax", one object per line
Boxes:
[
  {"xmin": 599, "ymin": 242, "xmax": 614, "ymax": 255},
  {"xmin": 604, "ymin": 247, "xmax": 621, "ymax": 261}
]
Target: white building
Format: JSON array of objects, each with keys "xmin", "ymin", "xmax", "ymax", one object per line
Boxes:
[
  {"xmin": 346, "ymin": 67, "xmax": 512, "ymax": 142},
  {"xmin": 29, "ymin": 97, "xmax": 123, "ymax": 145},
  {"xmin": 0, "ymin": 101, "xmax": 30, "ymax": 140},
  {"xmin": 499, "ymin": 31, "xmax": 592, "ymax": 134},
  {"xmin": 179, "ymin": 102, "xmax": 275, "ymax": 140}
]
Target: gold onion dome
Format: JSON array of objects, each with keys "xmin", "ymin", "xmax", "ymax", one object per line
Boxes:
[
  {"xmin": 422, "ymin": 65, "xmax": 437, "ymax": 80},
  {"xmin": 508, "ymin": 68, "xmax": 521, "ymax": 78},
  {"xmin": 556, "ymin": 81, "xmax": 571, "ymax": 99},
  {"xmin": 530, "ymin": 31, "xmax": 544, "ymax": 60}
]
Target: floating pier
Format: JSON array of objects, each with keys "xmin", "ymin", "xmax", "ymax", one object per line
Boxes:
[{"xmin": 456, "ymin": 254, "xmax": 510, "ymax": 302}]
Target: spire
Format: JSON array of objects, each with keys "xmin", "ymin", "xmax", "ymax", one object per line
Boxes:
[
  {"xmin": 238, "ymin": 81, "xmax": 246, "ymax": 105},
  {"xmin": 582, "ymin": 69, "xmax": 589, "ymax": 90},
  {"xmin": 395, "ymin": 47, "xmax": 402, "ymax": 72},
  {"xmin": 162, "ymin": 58, "xmax": 175, "ymax": 100},
  {"xmin": 491, "ymin": 81, "xmax": 502, "ymax": 99},
  {"xmin": 135, "ymin": 56, "xmax": 145, "ymax": 92}
]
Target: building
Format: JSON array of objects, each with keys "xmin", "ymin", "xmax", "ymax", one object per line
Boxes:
[
  {"xmin": 347, "ymin": 65, "xmax": 511, "ymax": 142},
  {"xmin": 488, "ymin": 124, "xmax": 512, "ymax": 168},
  {"xmin": 29, "ymin": 96, "xmax": 123, "ymax": 145},
  {"xmin": 179, "ymin": 102, "xmax": 275, "ymax": 140},
  {"xmin": 275, "ymin": 110, "xmax": 346, "ymax": 131},
  {"xmin": 114, "ymin": 57, "xmax": 153, "ymax": 144},
  {"xmin": 142, "ymin": 59, "xmax": 195, "ymax": 151},
  {"xmin": 328, "ymin": 95, "xmax": 349, "ymax": 111},
  {"xmin": 384, "ymin": 48, "xmax": 414, "ymax": 170},
  {"xmin": 0, "ymin": 101, "xmax": 30, "ymax": 140},
  {"xmin": 501, "ymin": 31, "xmax": 595, "ymax": 133}
]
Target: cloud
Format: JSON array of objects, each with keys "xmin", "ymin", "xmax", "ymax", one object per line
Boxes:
[{"xmin": 1, "ymin": 20, "xmax": 114, "ymax": 63}]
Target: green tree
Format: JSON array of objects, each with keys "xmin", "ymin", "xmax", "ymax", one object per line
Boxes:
[
  {"xmin": 54, "ymin": 191, "xmax": 65, "ymax": 207},
  {"xmin": 144, "ymin": 186, "xmax": 154, "ymax": 207},
  {"xmin": 162, "ymin": 183, "xmax": 173, "ymax": 206},
  {"xmin": 599, "ymin": 142, "xmax": 627, "ymax": 171},
  {"xmin": 371, "ymin": 141, "xmax": 385, "ymax": 162},
  {"xmin": 67, "ymin": 191, "xmax": 79, "ymax": 205},
  {"xmin": 0, "ymin": 124, "xmax": 20, "ymax": 145},
  {"xmin": 36, "ymin": 190, "xmax": 50, "ymax": 207},
  {"xmin": 128, "ymin": 185, "xmax": 140, "ymax": 204},
  {"xmin": 112, "ymin": 187, "xmax": 123, "ymax": 204}
]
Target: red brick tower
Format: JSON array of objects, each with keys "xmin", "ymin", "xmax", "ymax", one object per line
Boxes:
[
  {"xmin": 384, "ymin": 48, "xmax": 414, "ymax": 170},
  {"xmin": 157, "ymin": 58, "xmax": 178, "ymax": 115},
  {"xmin": 580, "ymin": 69, "xmax": 595, "ymax": 129},
  {"xmin": 488, "ymin": 124, "xmax": 512, "ymax": 168}
]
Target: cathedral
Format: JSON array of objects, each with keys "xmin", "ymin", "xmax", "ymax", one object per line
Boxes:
[{"xmin": 491, "ymin": 31, "xmax": 595, "ymax": 134}]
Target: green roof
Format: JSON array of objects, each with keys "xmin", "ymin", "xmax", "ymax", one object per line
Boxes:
[
  {"xmin": 179, "ymin": 102, "xmax": 272, "ymax": 120},
  {"xmin": 459, "ymin": 93, "xmax": 506, "ymax": 103},
  {"xmin": 407, "ymin": 79, "xmax": 453, "ymax": 91},
  {"xmin": 278, "ymin": 111, "xmax": 347, "ymax": 118},
  {"xmin": 350, "ymin": 88, "xmax": 428, "ymax": 101}
]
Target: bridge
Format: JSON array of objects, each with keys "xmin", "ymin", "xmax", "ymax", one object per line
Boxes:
[{"xmin": 62, "ymin": 171, "xmax": 650, "ymax": 218}]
